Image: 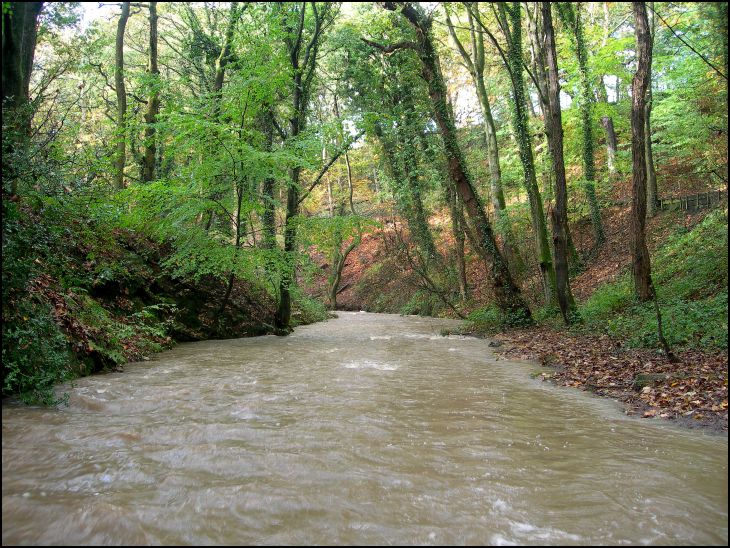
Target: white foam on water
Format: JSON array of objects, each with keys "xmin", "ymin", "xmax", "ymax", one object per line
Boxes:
[{"xmin": 343, "ymin": 360, "xmax": 398, "ymax": 371}]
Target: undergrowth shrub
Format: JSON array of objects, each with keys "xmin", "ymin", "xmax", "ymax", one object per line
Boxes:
[
  {"xmin": 576, "ymin": 210, "xmax": 728, "ymax": 350},
  {"xmin": 2, "ymin": 297, "xmax": 74, "ymax": 405}
]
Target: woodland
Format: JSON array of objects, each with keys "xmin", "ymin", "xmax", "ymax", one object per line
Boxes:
[{"xmin": 1, "ymin": 2, "xmax": 728, "ymax": 428}]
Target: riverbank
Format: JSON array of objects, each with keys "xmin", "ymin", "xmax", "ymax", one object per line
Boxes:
[
  {"xmin": 491, "ymin": 326, "xmax": 728, "ymax": 433},
  {"xmin": 2, "ymin": 200, "xmax": 327, "ymax": 405}
]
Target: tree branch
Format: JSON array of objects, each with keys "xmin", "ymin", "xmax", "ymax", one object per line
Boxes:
[
  {"xmin": 648, "ymin": 4, "xmax": 727, "ymax": 80},
  {"xmin": 297, "ymin": 128, "xmax": 366, "ymax": 206},
  {"xmin": 361, "ymin": 38, "xmax": 418, "ymax": 54}
]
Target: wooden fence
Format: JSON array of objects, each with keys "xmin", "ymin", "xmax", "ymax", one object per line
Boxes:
[{"xmin": 657, "ymin": 189, "xmax": 727, "ymax": 212}]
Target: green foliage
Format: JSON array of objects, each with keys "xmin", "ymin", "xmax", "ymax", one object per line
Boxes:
[
  {"xmin": 400, "ymin": 290, "xmax": 440, "ymax": 317},
  {"xmin": 2, "ymin": 298, "xmax": 74, "ymax": 406},
  {"xmin": 578, "ymin": 211, "xmax": 728, "ymax": 350},
  {"xmin": 465, "ymin": 305, "xmax": 503, "ymax": 333},
  {"xmin": 295, "ymin": 214, "xmax": 377, "ymax": 252},
  {"xmin": 290, "ymin": 288, "xmax": 329, "ymax": 326}
]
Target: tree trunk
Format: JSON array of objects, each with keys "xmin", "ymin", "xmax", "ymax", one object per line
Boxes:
[
  {"xmin": 645, "ymin": 96, "xmax": 658, "ymax": 217},
  {"xmin": 114, "ymin": 2, "xmax": 130, "ymax": 189},
  {"xmin": 645, "ymin": 6, "xmax": 658, "ymax": 218},
  {"xmin": 276, "ymin": 4, "xmax": 330, "ymax": 329},
  {"xmin": 601, "ymin": 115, "xmax": 618, "ymax": 176},
  {"xmin": 449, "ymin": 4, "xmax": 523, "ymax": 274},
  {"xmin": 381, "ymin": 2, "xmax": 532, "ymax": 324},
  {"xmin": 328, "ymin": 132, "xmax": 361, "ymax": 310},
  {"xmin": 403, "ymin": 144, "xmax": 438, "ymax": 262},
  {"xmin": 142, "ymin": 1, "xmax": 159, "ymax": 183},
  {"xmin": 502, "ymin": 2, "xmax": 556, "ymax": 307},
  {"xmin": 260, "ymin": 108, "xmax": 277, "ymax": 250},
  {"xmin": 630, "ymin": 1, "xmax": 654, "ymax": 302},
  {"xmin": 2, "ymin": 1, "xmax": 43, "ymax": 197},
  {"xmin": 374, "ymin": 122, "xmax": 438, "ymax": 263},
  {"xmin": 447, "ymin": 183, "xmax": 469, "ymax": 300},
  {"xmin": 542, "ymin": 1, "xmax": 578, "ymax": 324},
  {"xmin": 1, "ymin": 2, "xmax": 43, "ymax": 114},
  {"xmin": 212, "ymin": 2, "xmax": 239, "ymax": 118},
  {"xmin": 557, "ymin": 2, "xmax": 606, "ymax": 248}
]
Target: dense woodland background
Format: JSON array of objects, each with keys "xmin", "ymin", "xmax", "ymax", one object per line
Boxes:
[{"xmin": 2, "ymin": 2, "xmax": 727, "ymax": 415}]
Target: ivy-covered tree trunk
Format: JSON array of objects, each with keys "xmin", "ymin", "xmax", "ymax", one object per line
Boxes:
[
  {"xmin": 446, "ymin": 4, "xmax": 523, "ymax": 275},
  {"xmin": 645, "ymin": 5, "xmax": 658, "ymax": 218},
  {"xmin": 275, "ymin": 3, "xmax": 331, "ymax": 330},
  {"xmin": 115, "ymin": 2, "xmax": 131, "ymax": 189},
  {"xmin": 260, "ymin": 108, "xmax": 277, "ymax": 250},
  {"xmin": 373, "ymin": 122, "xmax": 438, "ymax": 263},
  {"xmin": 557, "ymin": 2, "xmax": 606, "ymax": 248},
  {"xmin": 446, "ymin": 183, "xmax": 469, "ymax": 300},
  {"xmin": 2, "ymin": 1, "xmax": 43, "ymax": 197},
  {"xmin": 142, "ymin": 2, "xmax": 159, "ymax": 183},
  {"xmin": 501, "ymin": 2, "xmax": 556, "ymax": 307},
  {"xmin": 542, "ymin": 1, "xmax": 578, "ymax": 324},
  {"xmin": 380, "ymin": 2, "xmax": 532, "ymax": 324},
  {"xmin": 400, "ymin": 106, "xmax": 439, "ymax": 263}
]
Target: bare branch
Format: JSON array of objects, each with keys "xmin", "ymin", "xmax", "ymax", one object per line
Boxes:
[{"xmin": 361, "ymin": 38, "xmax": 419, "ymax": 54}]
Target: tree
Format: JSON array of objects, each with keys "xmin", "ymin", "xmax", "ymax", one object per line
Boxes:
[
  {"xmin": 372, "ymin": 2, "xmax": 532, "ymax": 324},
  {"xmin": 490, "ymin": 2, "xmax": 557, "ymax": 306},
  {"xmin": 444, "ymin": 2, "xmax": 522, "ymax": 275},
  {"xmin": 644, "ymin": 2, "xmax": 658, "ymax": 217},
  {"xmin": 556, "ymin": 2, "xmax": 606, "ymax": 248},
  {"xmin": 630, "ymin": 1, "xmax": 676, "ymax": 362},
  {"xmin": 142, "ymin": 1, "xmax": 159, "ymax": 183},
  {"xmin": 2, "ymin": 1, "xmax": 44, "ymax": 196},
  {"xmin": 275, "ymin": 2, "xmax": 337, "ymax": 330},
  {"xmin": 114, "ymin": 2, "xmax": 131, "ymax": 189},
  {"xmin": 630, "ymin": 0, "xmax": 654, "ymax": 303},
  {"xmin": 541, "ymin": 1, "xmax": 578, "ymax": 324}
]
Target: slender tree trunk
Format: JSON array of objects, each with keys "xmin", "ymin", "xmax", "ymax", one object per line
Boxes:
[
  {"xmin": 260, "ymin": 108, "xmax": 277, "ymax": 250},
  {"xmin": 328, "ymin": 155, "xmax": 360, "ymax": 310},
  {"xmin": 630, "ymin": 1, "xmax": 654, "ymax": 302},
  {"xmin": 542, "ymin": 1, "xmax": 578, "ymax": 324},
  {"xmin": 557, "ymin": 2, "xmax": 606, "ymax": 248},
  {"xmin": 142, "ymin": 2, "xmax": 159, "ymax": 183},
  {"xmin": 115, "ymin": 2, "xmax": 131, "ymax": 189},
  {"xmin": 217, "ymin": 182, "xmax": 245, "ymax": 316},
  {"xmin": 471, "ymin": 58, "xmax": 522, "ymax": 272},
  {"xmin": 275, "ymin": 4, "xmax": 330, "ymax": 330},
  {"xmin": 447, "ymin": 183, "xmax": 469, "ymax": 300},
  {"xmin": 601, "ymin": 115, "xmax": 618, "ymax": 176},
  {"xmin": 645, "ymin": 4, "xmax": 658, "ymax": 217},
  {"xmin": 380, "ymin": 2, "xmax": 532, "ymax": 324}
]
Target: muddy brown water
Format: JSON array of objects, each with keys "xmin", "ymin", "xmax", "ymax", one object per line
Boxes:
[{"xmin": 2, "ymin": 312, "xmax": 728, "ymax": 545}]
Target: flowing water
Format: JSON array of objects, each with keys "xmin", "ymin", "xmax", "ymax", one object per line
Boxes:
[{"xmin": 2, "ymin": 312, "xmax": 727, "ymax": 545}]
